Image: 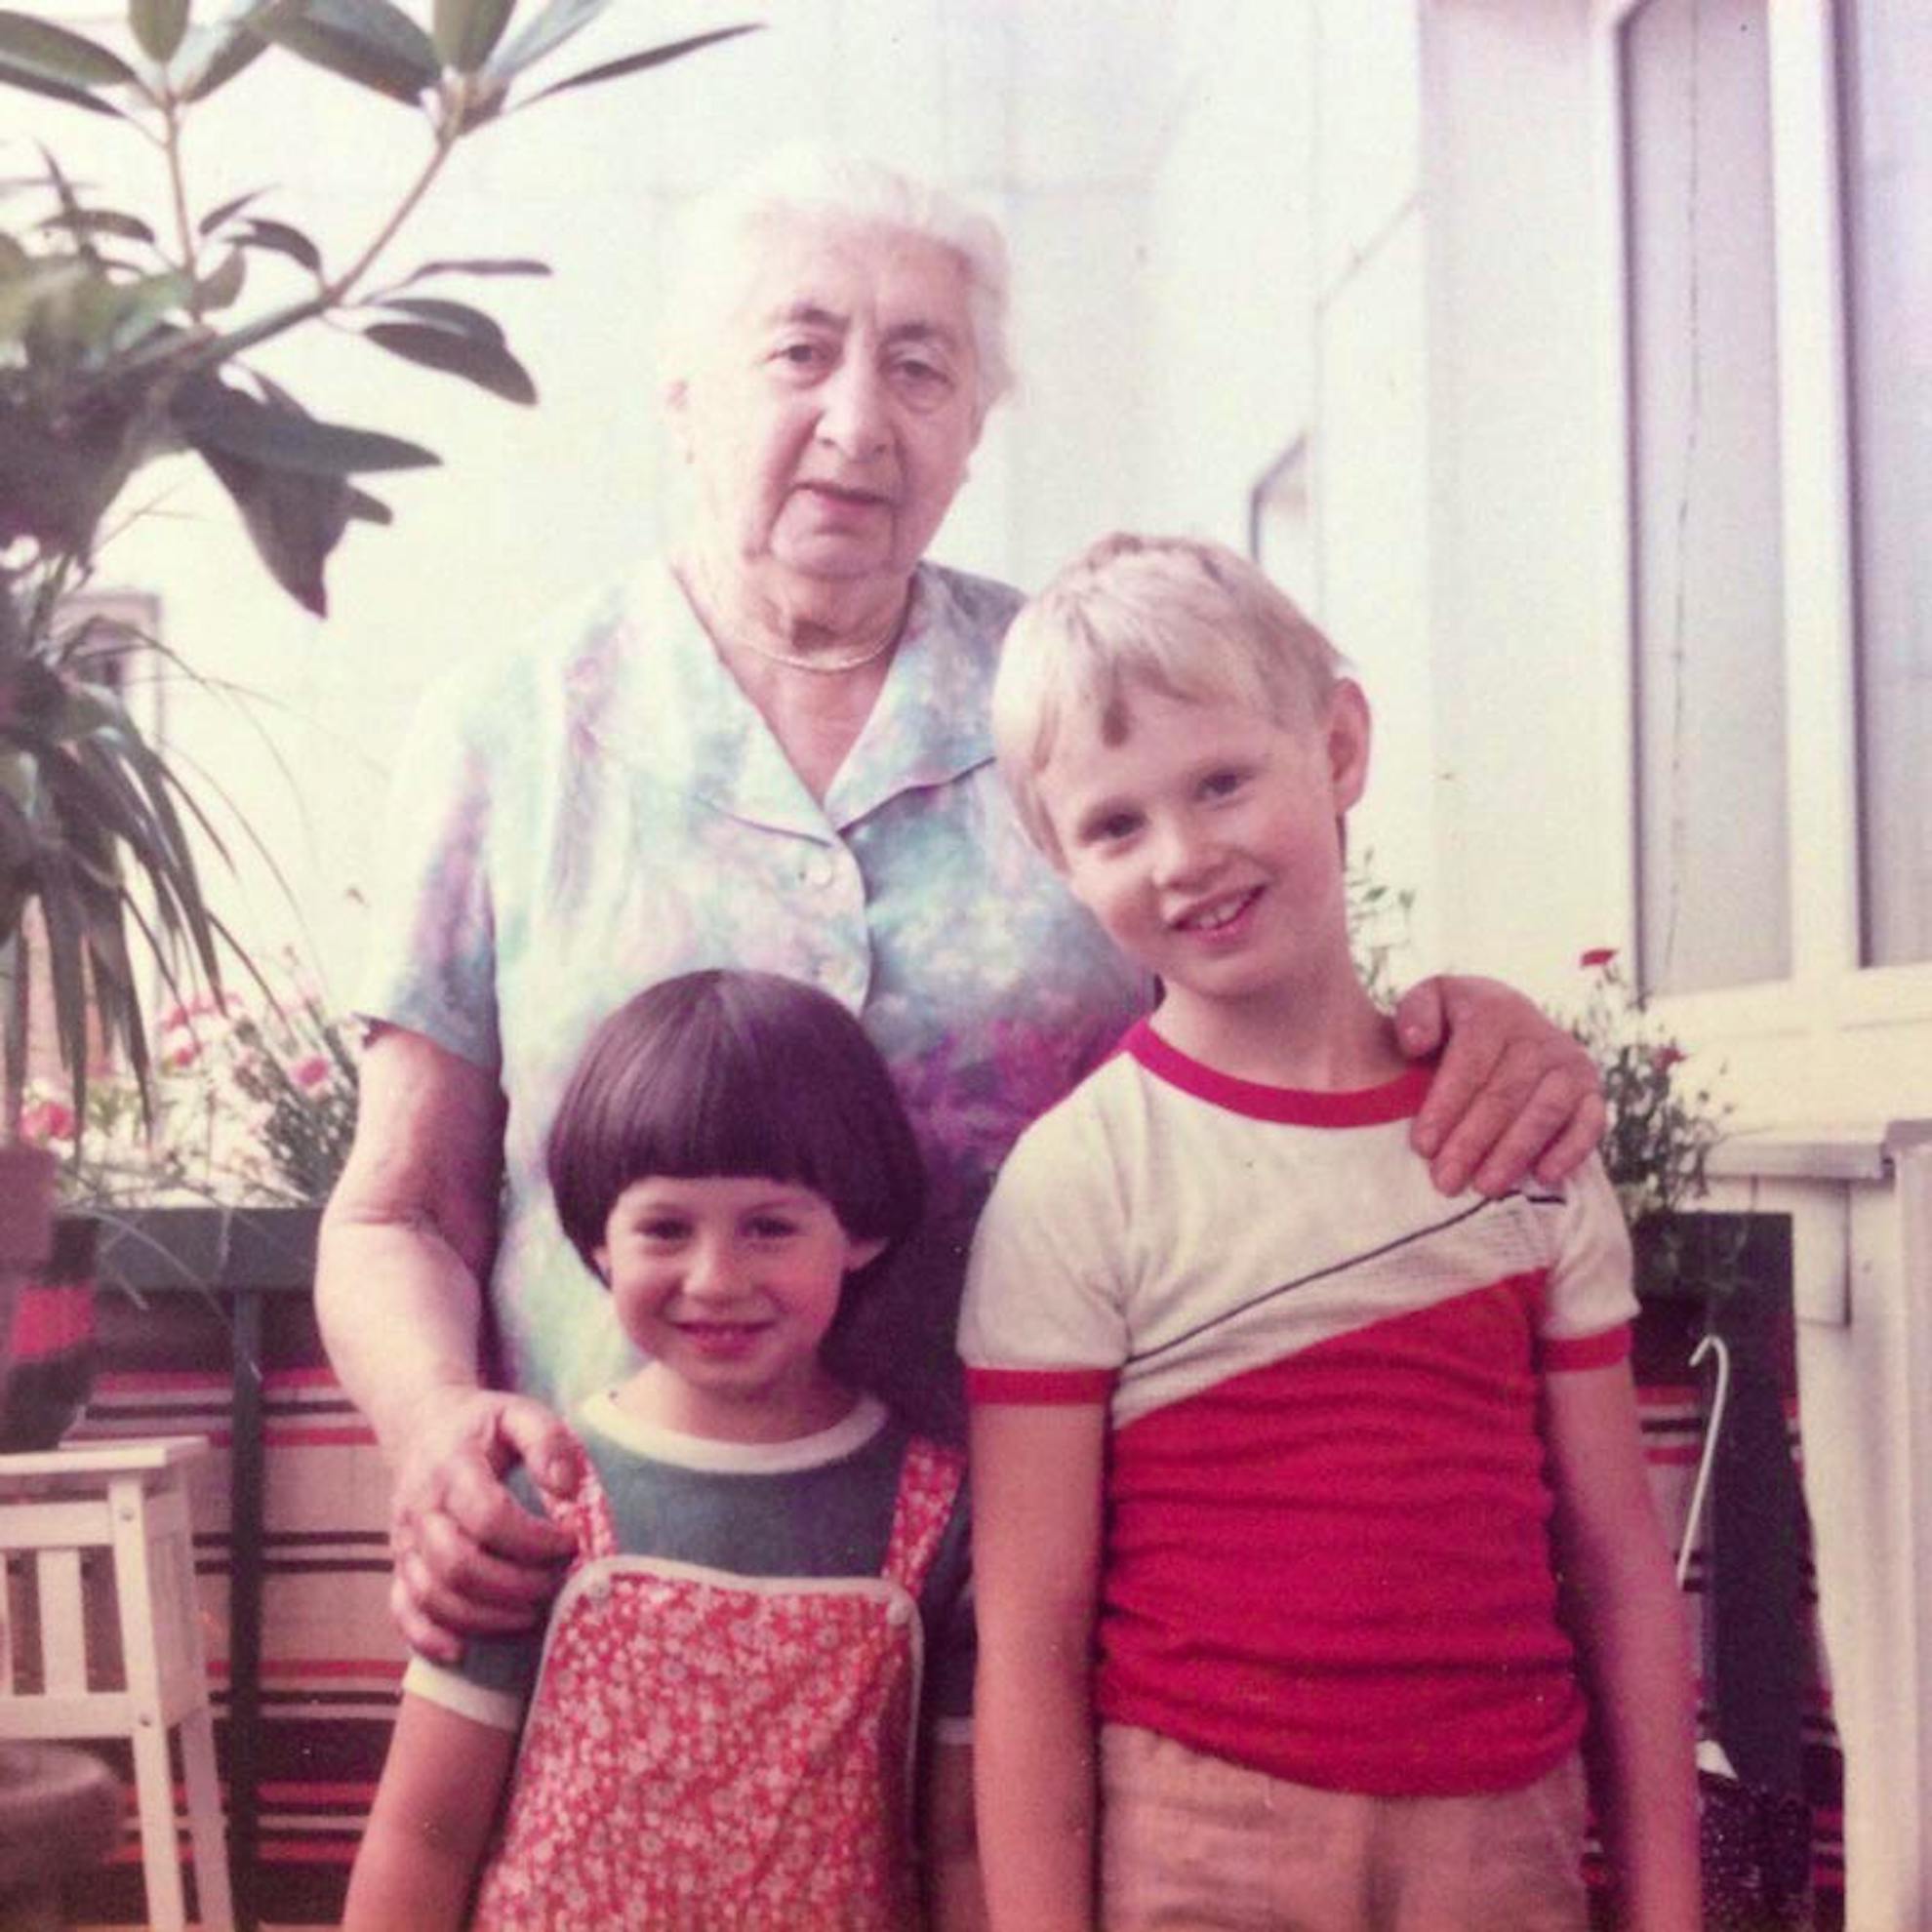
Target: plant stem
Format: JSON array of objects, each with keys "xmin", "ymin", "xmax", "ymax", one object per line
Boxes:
[
  {"xmin": 322, "ymin": 103, "xmax": 463, "ymax": 308},
  {"xmin": 168, "ymin": 105, "xmax": 463, "ymax": 381},
  {"xmin": 160, "ymin": 92, "xmax": 202, "ymax": 321}
]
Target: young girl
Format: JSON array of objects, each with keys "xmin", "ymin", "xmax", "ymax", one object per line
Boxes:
[{"xmin": 343, "ymin": 970, "xmax": 982, "ymax": 1931}]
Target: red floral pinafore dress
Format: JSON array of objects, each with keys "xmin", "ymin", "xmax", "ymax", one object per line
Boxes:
[{"xmin": 468, "ymin": 1434, "xmax": 963, "ymax": 1930}]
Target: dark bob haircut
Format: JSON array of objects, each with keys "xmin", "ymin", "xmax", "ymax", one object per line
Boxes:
[{"xmin": 546, "ymin": 970, "xmax": 926, "ymax": 1286}]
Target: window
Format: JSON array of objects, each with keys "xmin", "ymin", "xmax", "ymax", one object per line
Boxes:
[
  {"xmin": 1620, "ymin": 0, "xmax": 1791, "ymax": 995},
  {"xmin": 1841, "ymin": 0, "xmax": 1932, "ymax": 966}
]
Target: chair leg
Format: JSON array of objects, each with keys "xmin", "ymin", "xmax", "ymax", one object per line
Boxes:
[
  {"xmin": 180, "ymin": 1700, "xmax": 235, "ymax": 1932},
  {"xmin": 110, "ymin": 1472, "xmax": 188, "ymax": 1932}
]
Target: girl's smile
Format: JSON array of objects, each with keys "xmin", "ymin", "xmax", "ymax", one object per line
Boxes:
[{"xmin": 596, "ymin": 1174, "xmax": 885, "ymax": 1442}]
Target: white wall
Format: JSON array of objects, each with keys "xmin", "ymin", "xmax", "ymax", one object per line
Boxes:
[{"xmin": 1414, "ymin": 2, "xmax": 1628, "ymax": 1007}]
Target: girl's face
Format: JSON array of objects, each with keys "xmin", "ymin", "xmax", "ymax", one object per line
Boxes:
[{"xmin": 596, "ymin": 1175, "xmax": 885, "ymax": 1442}]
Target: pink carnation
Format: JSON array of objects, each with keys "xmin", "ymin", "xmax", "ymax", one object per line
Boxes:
[
  {"xmin": 20, "ymin": 1097, "xmax": 76, "ymax": 1143},
  {"xmin": 1579, "ymin": 946, "xmax": 1618, "ymax": 969},
  {"xmin": 164, "ymin": 1037, "xmax": 200, "ymax": 1071},
  {"xmin": 291, "ymin": 1054, "xmax": 331, "ymax": 1092}
]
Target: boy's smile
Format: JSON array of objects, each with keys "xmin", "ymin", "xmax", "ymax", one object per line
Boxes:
[{"xmin": 1039, "ymin": 681, "xmax": 1387, "ymax": 1080}]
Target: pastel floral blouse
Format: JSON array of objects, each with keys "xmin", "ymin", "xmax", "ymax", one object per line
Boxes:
[{"xmin": 357, "ymin": 557, "xmax": 1148, "ymax": 1434}]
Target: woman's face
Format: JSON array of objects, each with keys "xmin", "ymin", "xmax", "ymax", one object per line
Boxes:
[{"xmin": 669, "ymin": 216, "xmax": 985, "ymax": 609}]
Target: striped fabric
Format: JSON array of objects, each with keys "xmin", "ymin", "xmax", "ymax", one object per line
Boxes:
[{"xmin": 60, "ymin": 1280, "xmax": 403, "ymax": 1930}]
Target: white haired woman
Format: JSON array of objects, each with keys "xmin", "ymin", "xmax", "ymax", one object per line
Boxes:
[{"xmin": 316, "ymin": 149, "xmax": 1606, "ymax": 1662}]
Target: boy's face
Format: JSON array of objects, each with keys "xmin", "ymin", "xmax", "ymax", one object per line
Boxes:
[{"xmin": 1036, "ymin": 679, "xmax": 1370, "ymax": 1041}]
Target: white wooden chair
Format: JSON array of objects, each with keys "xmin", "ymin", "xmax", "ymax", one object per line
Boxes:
[{"xmin": 0, "ymin": 1437, "xmax": 234, "ymax": 1931}]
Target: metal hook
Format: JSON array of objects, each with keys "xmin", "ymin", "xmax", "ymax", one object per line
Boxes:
[{"xmin": 1674, "ymin": 1332, "xmax": 1733, "ymax": 1590}]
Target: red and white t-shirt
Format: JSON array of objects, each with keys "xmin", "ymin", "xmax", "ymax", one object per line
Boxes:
[{"xmin": 959, "ymin": 1020, "xmax": 1636, "ymax": 1797}]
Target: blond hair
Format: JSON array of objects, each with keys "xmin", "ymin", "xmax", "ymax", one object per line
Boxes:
[{"xmin": 993, "ymin": 534, "xmax": 1346, "ymax": 859}]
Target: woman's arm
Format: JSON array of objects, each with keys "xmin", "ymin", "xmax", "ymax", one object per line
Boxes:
[
  {"xmin": 970, "ymin": 1401, "xmax": 1107, "ymax": 1932},
  {"xmin": 1544, "ymin": 1356, "xmax": 1701, "ymax": 1932},
  {"xmin": 317, "ymin": 1025, "xmax": 576, "ymax": 1660},
  {"xmin": 926, "ymin": 1740, "xmax": 988, "ymax": 1932},
  {"xmin": 1395, "ymin": 974, "xmax": 1606, "ymax": 1194},
  {"xmin": 342, "ymin": 1693, "xmax": 516, "ymax": 1932}
]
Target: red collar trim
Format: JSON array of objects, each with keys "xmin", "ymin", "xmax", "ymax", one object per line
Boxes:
[{"xmin": 1122, "ymin": 1018, "xmax": 1434, "ymax": 1126}]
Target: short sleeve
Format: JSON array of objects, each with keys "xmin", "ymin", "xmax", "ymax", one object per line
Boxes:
[
  {"xmin": 1539, "ymin": 1154, "xmax": 1640, "ymax": 1372},
  {"xmin": 958, "ymin": 1098, "xmax": 1130, "ymax": 1406},
  {"xmin": 354, "ymin": 675, "xmax": 503, "ymax": 1071},
  {"xmin": 399, "ymin": 1460, "xmax": 549, "ymax": 1725}
]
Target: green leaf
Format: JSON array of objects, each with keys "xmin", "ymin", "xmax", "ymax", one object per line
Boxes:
[
  {"xmin": 433, "ymin": 0, "xmax": 512, "ymax": 74},
  {"xmin": 131, "ymin": 0, "xmax": 190, "ymax": 64},
  {"xmin": 362, "ymin": 319, "xmax": 536, "ymax": 403},
  {"xmin": 0, "ymin": 10, "xmax": 140, "ymax": 88},
  {"xmin": 488, "ymin": 0, "xmax": 603, "ymax": 80},
  {"xmin": 196, "ymin": 248, "xmax": 247, "ymax": 310},
  {"xmin": 175, "ymin": 4, "xmax": 274, "ymax": 101},
  {"xmin": 236, "ymin": 216, "xmax": 323, "ymax": 273},
  {"xmin": 174, "ymin": 379, "xmax": 442, "ymax": 473},
  {"xmin": 39, "ymin": 207, "xmax": 156, "ymax": 245},
  {"xmin": 511, "ymin": 23, "xmax": 760, "ymax": 112},
  {"xmin": 192, "ymin": 441, "xmax": 353, "ymax": 612},
  {"xmin": 39, "ymin": 865, "xmax": 93, "ymax": 1108},
  {"xmin": 382, "ymin": 255, "xmax": 549, "ymax": 291},
  {"xmin": 198, "ymin": 187, "xmax": 269, "ymax": 235},
  {"xmin": 254, "ymin": 0, "xmax": 439, "ymax": 103},
  {"xmin": 0, "ymin": 54, "xmax": 129, "ymax": 116},
  {"xmin": 372, "ymin": 294, "xmax": 503, "ymax": 342}
]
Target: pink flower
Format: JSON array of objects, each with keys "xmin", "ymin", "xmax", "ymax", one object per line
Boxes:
[
  {"xmin": 164, "ymin": 1037, "xmax": 200, "ymax": 1071},
  {"xmin": 1651, "ymin": 1045, "xmax": 1685, "ymax": 1071},
  {"xmin": 290, "ymin": 1054, "xmax": 331, "ymax": 1092},
  {"xmin": 160, "ymin": 1001, "xmax": 191, "ymax": 1032},
  {"xmin": 1579, "ymin": 946, "xmax": 1618, "ymax": 969},
  {"xmin": 20, "ymin": 1097, "xmax": 75, "ymax": 1143}
]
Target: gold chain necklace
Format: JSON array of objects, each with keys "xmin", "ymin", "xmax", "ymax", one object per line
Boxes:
[{"xmin": 727, "ymin": 624, "xmax": 902, "ymax": 675}]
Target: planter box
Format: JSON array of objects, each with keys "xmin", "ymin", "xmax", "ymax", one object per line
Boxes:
[{"xmin": 1628, "ymin": 1208, "xmax": 1844, "ymax": 1929}]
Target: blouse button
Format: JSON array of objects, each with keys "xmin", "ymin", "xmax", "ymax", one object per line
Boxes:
[
  {"xmin": 802, "ymin": 849, "xmax": 837, "ymax": 889},
  {"xmin": 886, "ymin": 1597, "xmax": 914, "ymax": 1628}
]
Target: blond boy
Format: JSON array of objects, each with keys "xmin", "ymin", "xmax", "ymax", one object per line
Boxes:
[{"xmin": 961, "ymin": 535, "xmax": 1697, "ymax": 1932}]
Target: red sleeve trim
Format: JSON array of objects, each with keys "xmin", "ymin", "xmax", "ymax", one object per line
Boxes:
[
  {"xmin": 963, "ymin": 1366, "xmax": 1116, "ymax": 1405},
  {"xmin": 1542, "ymin": 1323, "xmax": 1633, "ymax": 1372}
]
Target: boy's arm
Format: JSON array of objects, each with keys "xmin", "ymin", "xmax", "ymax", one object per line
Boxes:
[
  {"xmin": 1544, "ymin": 1356, "xmax": 1701, "ymax": 1932},
  {"xmin": 970, "ymin": 1400, "xmax": 1107, "ymax": 1932},
  {"xmin": 925, "ymin": 1740, "xmax": 988, "ymax": 1932},
  {"xmin": 342, "ymin": 1692, "xmax": 516, "ymax": 1932}
]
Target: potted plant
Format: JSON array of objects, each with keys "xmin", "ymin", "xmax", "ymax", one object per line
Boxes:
[
  {"xmin": 1568, "ymin": 946, "xmax": 1818, "ymax": 1844},
  {"xmin": 1567, "ymin": 945, "xmax": 1736, "ymax": 1299},
  {"xmin": 7, "ymin": 954, "xmax": 357, "ymax": 1442},
  {"xmin": 0, "ymin": 0, "xmax": 756, "ymax": 1429}
]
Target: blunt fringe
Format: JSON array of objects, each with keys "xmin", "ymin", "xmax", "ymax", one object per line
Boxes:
[{"xmin": 546, "ymin": 971, "xmax": 926, "ymax": 1288}]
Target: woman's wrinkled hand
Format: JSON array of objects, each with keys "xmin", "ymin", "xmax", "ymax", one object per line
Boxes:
[
  {"xmin": 1393, "ymin": 974, "xmax": 1606, "ymax": 1197},
  {"xmin": 386, "ymin": 1389, "xmax": 583, "ymax": 1664}
]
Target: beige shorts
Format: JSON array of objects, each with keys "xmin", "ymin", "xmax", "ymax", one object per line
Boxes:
[{"xmin": 1099, "ymin": 1723, "xmax": 1590, "ymax": 1932}]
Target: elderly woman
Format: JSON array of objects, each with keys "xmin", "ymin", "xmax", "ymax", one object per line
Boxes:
[{"xmin": 317, "ymin": 150, "xmax": 1603, "ymax": 1661}]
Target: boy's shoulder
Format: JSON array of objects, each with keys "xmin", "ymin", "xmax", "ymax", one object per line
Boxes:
[{"xmin": 993, "ymin": 1030, "xmax": 1147, "ymax": 1185}]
